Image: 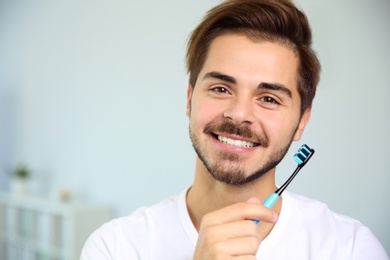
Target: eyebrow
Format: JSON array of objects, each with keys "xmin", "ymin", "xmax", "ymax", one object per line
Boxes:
[
  {"xmin": 202, "ymin": 71, "xmax": 236, "ymax": 84},
  {"xmin": 203, "ymin": 71, "xmax": 292, "ymax": 98},
  {"xmin": 258, "ymin": 82, "xmax": 292, "ymax": 98}
]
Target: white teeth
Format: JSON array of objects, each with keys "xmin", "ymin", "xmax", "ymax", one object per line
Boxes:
[{"xmin": 217, "ymin": 135, "xmax": 256, "ymax": 148}]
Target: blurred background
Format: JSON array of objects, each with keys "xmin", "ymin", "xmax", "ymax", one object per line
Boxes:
[{"xmin": 0, "ymin": 0, "xmax": 389, "ymax": 257}]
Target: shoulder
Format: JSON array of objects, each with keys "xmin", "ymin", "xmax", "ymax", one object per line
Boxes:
[
  {"xmin": 285, "ymin": 192, "xmax": 363, "ymax": 228},
  {"xmin": 284, "ymin": 191, "xmax": 366, "ymax": 234},
  {"xmin": 108, "ymin": 192, "xmax": 182, "ymax": 235},
  {"xmin": 80, "ymin": 192, "xmax": 183, "ymax": 260},
  {"xmin": 279, "ymin": 192, "xmax": 388, "ymax": 259}
]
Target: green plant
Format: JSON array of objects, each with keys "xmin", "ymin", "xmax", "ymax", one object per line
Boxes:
[{"xmin": 14, "ymin": 164, "xmax": 29, "ymax": 179}]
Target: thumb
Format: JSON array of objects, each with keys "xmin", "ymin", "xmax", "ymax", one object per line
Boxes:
[{"xmin": 247, "ymin": 197, "xmax": 261, "ymax": 204}]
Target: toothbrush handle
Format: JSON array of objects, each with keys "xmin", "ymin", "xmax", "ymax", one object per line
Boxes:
[
  {"xmin": 253, "ymin": 193, "xmax": 280, "ymax": 225},
  {"xmin": 263, "ymin": 192, "xmax": 280, "ymax": 208}
]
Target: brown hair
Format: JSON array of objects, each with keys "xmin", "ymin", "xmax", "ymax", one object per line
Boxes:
[{"xmin": 186, "ymin": 0, "xmax": 321, "ymax": 114}]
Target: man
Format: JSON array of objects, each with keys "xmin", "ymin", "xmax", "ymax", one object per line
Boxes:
[{"xmin": 81, "ymin": 0, "xmax": 388, "ymax": 259}]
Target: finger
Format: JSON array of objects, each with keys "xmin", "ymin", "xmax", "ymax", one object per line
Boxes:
[
  {"xmin": 245, "ymin": 197, "xmax": 279, "ymax": 223},
  {"xmin": 246, "ymin": 197, "xmax": 261, "ymax": 204},
  {"xmin": 211, "ymin": 236, "xmax": 260, "ymax": 257},
  {"xmin": 205, "ymin": 220, "xmax": 259, "ymax": 240},
  {"xmin": 200, "ymin": 202, "xmax": 278, "ymax": 228}
]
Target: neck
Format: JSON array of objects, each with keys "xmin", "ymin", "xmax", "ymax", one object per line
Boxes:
[{"xmin": 186, "ymin": 157, "xmax": 281, "ymax": 236}]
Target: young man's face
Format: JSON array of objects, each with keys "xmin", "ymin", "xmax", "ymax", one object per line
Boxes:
[{"xmin": 187, "ymin": 34, "xmax": 310, "ymax": 186}]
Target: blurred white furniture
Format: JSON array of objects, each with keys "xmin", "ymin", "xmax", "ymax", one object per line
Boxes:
[{"xmin": 0, "ymin": 193, "xmax": 111, "ymax": 260}]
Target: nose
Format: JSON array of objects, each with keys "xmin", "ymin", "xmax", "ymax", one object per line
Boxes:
[{"xmin": 223, "ymin": 96, "xmax": 255, "ymax": 125}]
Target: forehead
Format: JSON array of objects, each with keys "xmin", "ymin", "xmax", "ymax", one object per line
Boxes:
[{"xmin": 199, "ymin": 34, "xmax": 299, "ymax": 92}]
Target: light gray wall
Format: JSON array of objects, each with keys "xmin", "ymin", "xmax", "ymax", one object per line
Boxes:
[{"xmin": 1, "ymin": 0, "xmax": 389, "ymax": 253}]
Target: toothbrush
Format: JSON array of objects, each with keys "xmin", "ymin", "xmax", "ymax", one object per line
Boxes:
[{"xmin": 254, "ymin": 144, "xmax": 315, "ymax": 225}]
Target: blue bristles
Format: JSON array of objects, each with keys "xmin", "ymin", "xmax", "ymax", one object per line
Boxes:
[{"xmin": 293, "ymin": 144, "xmax": 314, "ymax": 165}]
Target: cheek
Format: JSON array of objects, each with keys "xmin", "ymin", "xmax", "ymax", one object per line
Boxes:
[
  {"xmin": 190, "ymin": 96, "xmax": 222, "ymax": 124},
  {"xmin": 258, "ymin": 112, "xmax": 298, "ymax": 142},
  {"xmin": 188, "ymin": 101, "xmax": 208, "ymax": 133}
]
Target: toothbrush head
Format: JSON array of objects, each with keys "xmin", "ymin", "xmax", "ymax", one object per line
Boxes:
[{"xmin": 293, "ymin": 144, "xmax": 315, "ymax": 166}]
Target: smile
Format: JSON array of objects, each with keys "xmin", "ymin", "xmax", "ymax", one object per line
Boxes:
[{"xmin": 217, "ymin": 135, "xmax": 258, "ymax": 148}]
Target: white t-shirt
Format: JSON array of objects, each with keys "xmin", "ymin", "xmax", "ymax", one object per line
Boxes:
[{"xmin": 81, "ymin": 190, "xmax": 389, "ymax": 260}]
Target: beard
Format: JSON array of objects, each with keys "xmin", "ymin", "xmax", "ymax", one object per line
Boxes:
[{"xmin": 189, "ymin": 120, "xmax": 294, "ymax": 186}]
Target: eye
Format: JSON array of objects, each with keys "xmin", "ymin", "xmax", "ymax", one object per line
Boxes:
[
  {"xmin": 260, "ymin": 96, "xmax": 277, "ymax": 103},
  {"xmin": 210, "ymin": 86, "xmax": 230, "ymax": 95},
  {"xmin": 259, "ymin": 96, "xmax": 280, "ymax": 106}
]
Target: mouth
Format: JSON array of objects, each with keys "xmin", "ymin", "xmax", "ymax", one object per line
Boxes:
[{"xmin": 214, "ymin": 134, "xmax": 259, "ymax": 148}]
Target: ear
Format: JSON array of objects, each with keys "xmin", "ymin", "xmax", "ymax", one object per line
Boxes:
[
  {"xmin": 186, "ymin": 84, "xmax": 193, "ymax": 117},
  {"xmin": 293, "ymin": 108, "xmax": 311, "ymax": 141}
]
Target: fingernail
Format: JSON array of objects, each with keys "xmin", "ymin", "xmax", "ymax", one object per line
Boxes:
[
  {"xmin": 273, "ymin": 211, "xmax": 279, "ymax": 222},
  {"xmin": 247, "ymin": 197, "xmax": 261, "ymax": 204}
]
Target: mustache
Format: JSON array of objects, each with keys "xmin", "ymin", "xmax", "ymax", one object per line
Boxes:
[{"xmin": 204, "ymin": 120, "xmax": 269, "ymax": 147}]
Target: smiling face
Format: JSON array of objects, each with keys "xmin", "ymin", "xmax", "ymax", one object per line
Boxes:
[{"xmin": 187, "ymin": 34, "xmax": 310, "ymax": 186}]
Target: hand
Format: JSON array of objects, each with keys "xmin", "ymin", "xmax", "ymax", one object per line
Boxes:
[{"xmin": 193, "ymin": 198, "xmax": 278, "ymax": 260}]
